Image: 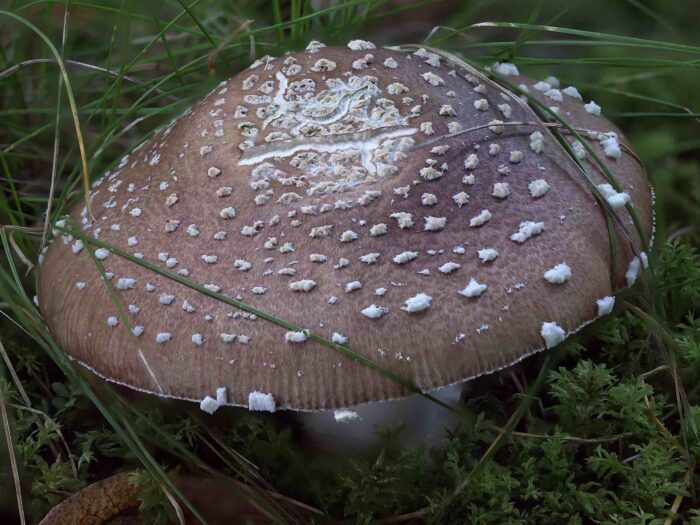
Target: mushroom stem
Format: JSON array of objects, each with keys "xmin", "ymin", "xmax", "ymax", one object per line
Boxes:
[{"xmin": 299, "ymin": 382, "xmax": 466, "ymax": 452}]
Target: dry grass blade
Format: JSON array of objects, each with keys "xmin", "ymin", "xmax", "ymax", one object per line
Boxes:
[
  {"xmin": 7, "ymin": 231, "xmax": 33, "ymax": 273},
  {"xmin": 193, "ymin": 431, "xmax": 306, "ymax": 523},
  {"xmin": 0, "ymin": 386, "xmax": 26, "ymax": 525},
  {"xmin": 0, "ymin": 59, "xmax": 180, "ymax": 102},
  {"xmin": 41, "ymin": 3, "xmax": 69, "ymax": 255},
  {"xmin": 160, "ymin": 481, "xmax": 186, "ymax": 525},
  {"xmin": 207, "ymin": 19, "xmax": 254, "ymax": 75},
  {"xmin": 7, "ymin": 403, "xmax": 78, "ymax": 480}
]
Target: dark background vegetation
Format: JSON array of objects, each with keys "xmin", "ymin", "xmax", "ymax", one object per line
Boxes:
[{"xmin": 1, "ymin": 0, "xmax": 700, "ymax": 523}]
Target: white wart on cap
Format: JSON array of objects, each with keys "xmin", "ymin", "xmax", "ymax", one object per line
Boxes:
[{"xmin": 38, "ymin": 43, "xmax": 654, "ymax": 411}]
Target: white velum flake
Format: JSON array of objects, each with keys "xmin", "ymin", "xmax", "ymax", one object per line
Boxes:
[
  {"xmin": 347, "ymin": 39, "xmax": 375, "ymax": 50},
  {"xmin": 438, "ymin": 262, "xmax": 461, "ymax": 274},
  {"xmin": 597, "ymin": 183, "xmax": 630, "ymax": 208},
  {"xmin": 424, "ymin": 216, "xmax": 446, "ymax": 231},
  {"xmin": 597, "ymin": 296, "xmax": 616, "ymax": 316},
  {"xmin": 370, "ymin": 223, "xmax": 388, "ymax": 236},
  {"xmin": 359, "ymin": 253, "xmax": 380, "ymax": 264},
  {"xmin": 234, "ymin": 259, "xmax": 252, "ymax": 271},
  {"xmin": 393, "ymin": 251, "xmax": 419, "ymax": 264},
  {"xmin": 159, "ymin": 294, "xmax": 175, "ymax": 305},
  {"xmin": 401, "ymin": 293, "xmax": 432, "ymax": 313},
  {"xmin": 248, "ymin": 391, "xmax": 276, "ymax": 412},
  {"xmin": 383, "ymin": 57, "xmax": 398, "ymax": 68},
  {"xmin": 569, "ymin": 140, "xmax": 586, "ymax": 161},
  {"xmin": 477, "ymin": 248, "xmax": 499, "ymax": 263},
  {"xmin": 305, "ymin": 40, "xmax": 326, "ymax": 53},
  {"xmin": 492, "ymin": 183, "xmax": 510, "ymax": 199},
  {"xmin": 155, "ymin": 332, "xmax": 172, "ymax": 343},
  {"xmin": 452, "ymin": 192, "xmax": 469, "ymax": 207},
  {"xmin": 641, "ymin": 252, "xmax": 649, "ymax": 269},
  {"xmin": 340, "ymin": 230, "xmax": 359, "ymax": 243},
  {"xmin": 544, "ymin": 88, "xmax": 563, "ymax": 102},
  {"xmin": 421, "ymin": 72, "xmax": 444, "ymax": 86},
  {"xmin": 285, "ymin": 330, "xmax": 308, "ymax": 343},
  {"xmin": 199, "ymin": 396, "xmax": 219, "ymax": 415},
  {"xmin": 562, "ymin": 86, "xmax": 582, "ymax": 100},
  {"xmin": 334, "ymin": 409, "xmax": 361, "ymax": 423},
  {"xmin": 464, "ymin": 153, "xmax": 479, "ymax": 170},
  {"xmin": 598, "ymin": 132, "xmax": 622, "ymax": 159},
  {"xmin": 529, "ymin": 131, "xmax": 545, "ymax": 153},
  {"xmin": 332, "ymin": 332, "xmax": 348, "ymax": 344},
  {"xmin": 626, "ymin": 256, "xmax": 641, "ymax": 286},
  {"xmin": 544, "ymin": 76, "xmax": 560, "ymax": 88},
  {"xmin": 421, "ymin": 193, "xmax": 438, "ymax": 206},
  {"xmin": 459, "ymin": 278, "xmax": 487, "ymax": 298},
  {"xmin": 492, "ymin": 62, "xmax": 519, "ymax": 76},
  {"xmin": 469, "ymin": 210, "xmax": 492, "ymax": 228},
  {"xmin": 528, "ymin": 179, "xmax": 550, "ymax": 198},
  {"xmin": 117, "ymin": 278, "xmax": 136, "ymax": 290},
  {"xmin": 390, "ymin": 212, "xmax": 414, "ymax": 229},
  {"xmin": 220, "ymin": 333, "xmax": 236, "ymax": 343},
  {"xmin": 219, "ymin": 207, "xmax": 237, "ymax": 219},
  {"xmin": 584, "ymin": 100, "xmax": 601, "ymax": 116},
  {"xmin": 541, "ymin": 322, "xmax": 566, "ymax": 349},
  {"xmin": 345, "ymin": 281, "xmax": 362, "ymax": 293},
  {"xmin": 289, "ymin": 279, "xmax": 317, "ymax": 292},
  {"xmin": 510, "ymin": 221, "xmax": 544, "ymax": 243},
  {"xmin": 473, "ymin": 99, "xmax": 489, "ymax": 111},
  {"xmin": 216, "ymin": 387, "xmax": 227, "ymax": 405},
  {"xmin": 497, "ymin": 103, "xmax": 512, "ymax": 119},
  {"xmin": 543, "ymin": 263, "xmax": 572, "ymax": 284},
  {"xmin": 361, "ymin": 304, "xmax": 388, "ymax": 319}
]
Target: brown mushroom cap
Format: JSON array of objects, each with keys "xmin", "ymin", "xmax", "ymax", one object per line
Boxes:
[{"xmin": 38, "ymin": 41, "xmax": 654, "ymax": 411}]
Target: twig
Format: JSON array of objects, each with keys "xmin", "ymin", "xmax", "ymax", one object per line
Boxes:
[
  {"xmin": 490, "ymin": 425, "xmax": 632, "ymax": 444},
  {"xmin": 663, "ymin": 469, "xmax": 693, "ymax": 525}
]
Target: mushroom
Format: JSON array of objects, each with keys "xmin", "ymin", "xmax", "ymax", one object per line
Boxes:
[{"xmin": 37, "ymin": 42, "xmax": 653, "ymax": 446}]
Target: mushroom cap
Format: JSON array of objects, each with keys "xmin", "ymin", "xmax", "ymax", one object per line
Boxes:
[{"xmin": 38, "ymin": 43, "xmax": 653, "ymax": 411}]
